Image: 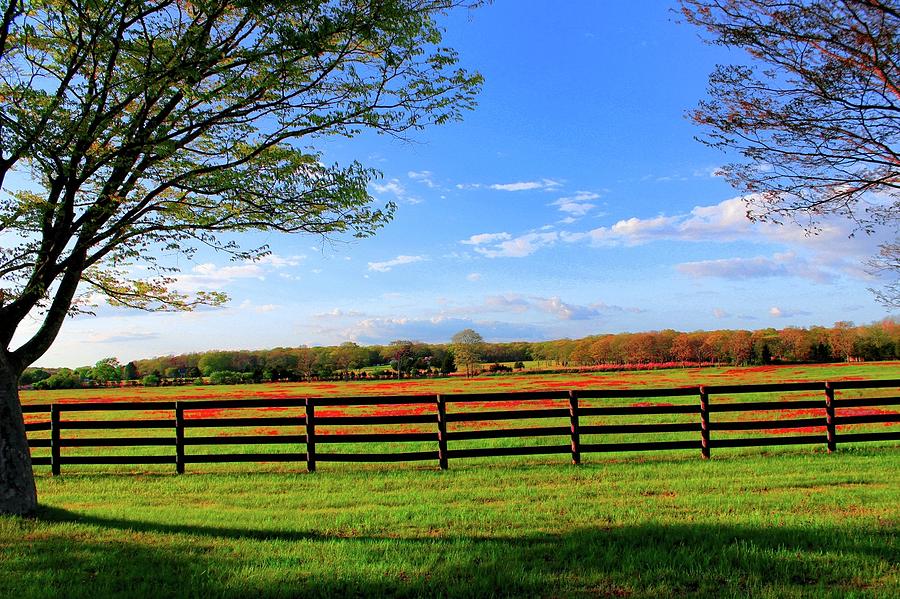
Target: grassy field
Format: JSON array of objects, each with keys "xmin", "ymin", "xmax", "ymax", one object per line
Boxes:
[
  {"xmin": 3, "ymin": 363, "xmax": 899, "ymax": 597},
  {"xmin": 1, "ymin": 451, "xmax": 898, "ymax": 597}
]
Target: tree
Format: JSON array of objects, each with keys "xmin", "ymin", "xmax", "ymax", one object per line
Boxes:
[
  {"xmin": 829, "ymin": 321, "xmax": 858, "ymax": 361},
  {"xmin": 681, "ymin": 0, "xmax": 900, "ymax": 304},
  {"xmin": 123, "ymin": 361, "xmax": 139, "ymax": 381},
  {"xmin": 91, "ymin": 357, "xmax": 122, "ymax": 384},
  {"xmin": 0, "ymin": 0, "xmax": 482, "ymax": 514},
  {"xmin": 451, "ymin": 328, "xmax": 484, "ymax": 377}
]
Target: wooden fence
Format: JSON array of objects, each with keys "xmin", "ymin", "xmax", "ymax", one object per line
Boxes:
[{"xmin": 22, "ymin": 379, "xmax": 900, "ymax": 475}]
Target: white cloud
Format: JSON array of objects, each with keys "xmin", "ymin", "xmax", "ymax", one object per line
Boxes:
[
  {"xmin": 489, "ymin": 178, "xmax": 562, "ymax": 192},
  {"xmin": 436, "ymin": 294, "xmax": 641, "ymax": 321},
  {"xmin": 256, "ymin": 254, "xmax": 305, "ymax": 268},
  {"xmin": 461, "ymin": 232, "xmax": 512, "ymax": 246},
  {"xmin": 314, "ymin": 308, "xmax": 367, "ymax": 319},
  {"xmin": 713, "ymin": 308, "xmax": 729, "ymax": 319},
  {"xmin": 85, "ymin": 330, "xmax": 159, "ymax": 344},
  {"xmin": 769, "ymin": 306, "xmax": 811, "ymax": 318},
  {"xmin": 535, "ymin": 297, "xmax": 605, "ymax": 321},
  {"xmin": 367, "ymin": 255, "xmax": 428, "ymax": 272},
  {"xmin": 565, "ymin": 196, "xmax": 889, "ymax": 279},
  {"xmin": 174, "ymin": 262, "xmax": 265, "ymax": 291},
  {"xmin": 238, "ymin": 299, "xmax": 280, "ymax": 313},
  {"xmin": 551, "ymin": 191, "xmax": 600, "ymax": 217},
  {"xmin": 676, "ymin": 252, "xmax": 836, "ymax": 283},
  {"xmin": 484, "ymin": 294, "xmax": 531, "ymax": 313},
  {"xmin": 466, "ymin": 272, "xmax": 482, "ymax": 282},
  {"xmin": 372, "ymin": 179, "xmax": 421, "ymax": 204},
  {"xmin": 408, "ymin": 170, "xmax": 436, "ymax": 188},
  {"xmin": 475, "ymin": 232, "xmax": 558, "ymax": 258}
]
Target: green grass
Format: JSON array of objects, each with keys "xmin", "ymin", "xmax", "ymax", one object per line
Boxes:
[
  {"xmin": 1, "ymin": 450, "xmax": 898, "ymax": 598},
  {"xmin": 5, "ymin": 363, "xmax": 899, "ymax": 597}
]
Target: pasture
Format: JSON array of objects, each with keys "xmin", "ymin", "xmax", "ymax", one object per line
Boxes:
[{"xmin": 3, "ymin": 362, "xmax": 899, "ymax": 597}]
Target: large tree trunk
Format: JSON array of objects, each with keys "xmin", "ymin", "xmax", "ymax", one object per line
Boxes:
[{"xmin": 0, "ymin": 355, "xmax": 37, "ymax": 515}]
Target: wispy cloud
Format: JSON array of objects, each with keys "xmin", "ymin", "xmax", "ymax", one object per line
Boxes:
[
  {"xmin": 314, "ymin": 308, "xmax": 368, "ymax": 319},
  {"xmin": 551, "ymin": 191, "xmax": 601, "ymax": 218},
  {"xmin": 367, "ymin": 255, "xmax": 428, "ymax": 272},
  {"xmin": 488, "ymin": 178, "xmax": 562, "ymax": 192},
  {"xmin": 769, "ymin": 306, "xmax": 811, "ymax": 318},
  {"xmin": 676, "ymin": 252, "xmax": 836, "ymax": 283},
  {"xmin": 461, "ymin": 232, "xmax": 512, "ymax": 245},
  {"xmin": 86, "ymin": 331, "xmax": 160, "ymax": 344},
  {"xmin": 473, "ymin": 232, "xmax": 558, "ymax": 258},
  {"xmin": 173, "ymin": 262, "xmax": 265, "ymax": 292},
  {"xmin": 408, "ymin": 170, "xmax": 437, "ymax": 188},
  {"xmin": 256, "ymin": 254, "xmax": 305, "ymax": 268},
  {"xmin": 437, "ymin": 294, "xmax": 641, "ymax": 321},
  {"xmin": 238, "ymin": 299, "xmax": 280, "ymax": 313},
  {"xmin": 535, "ymin": 297, "xmax": 607, "ymax": 320},
  {"xmin": 372, "ymin": 179, "xmax": 422, "ymax": 204}
]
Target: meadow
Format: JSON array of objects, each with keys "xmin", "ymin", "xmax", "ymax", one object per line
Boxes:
[{"xmin": 3, "ymin": 362, "xmax": 899, "ymax": 597}]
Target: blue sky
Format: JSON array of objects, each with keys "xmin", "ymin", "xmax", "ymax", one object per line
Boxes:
[{"xmin": 21, "ymin": 1, "xmax": 897, "ymax": 366}]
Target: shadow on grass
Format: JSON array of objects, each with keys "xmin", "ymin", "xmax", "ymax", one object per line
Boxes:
[{"xmin": 1, "ymin": 506, "xmax": 895, "ymax": 598}]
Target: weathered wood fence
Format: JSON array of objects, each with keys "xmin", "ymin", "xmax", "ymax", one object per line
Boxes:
[{"xmin": 22, "ymin": 379, "xmax": 900, "ymax": 475}]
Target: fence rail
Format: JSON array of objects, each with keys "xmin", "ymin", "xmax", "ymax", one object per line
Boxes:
[{"xmin": 22, "ymin": 379, "xmax": 900, "ymax": 475}]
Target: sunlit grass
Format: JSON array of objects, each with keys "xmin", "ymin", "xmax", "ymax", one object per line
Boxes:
[{"xmin": 1, "ymin": 449, "xmax": 898, "ymax": 598}]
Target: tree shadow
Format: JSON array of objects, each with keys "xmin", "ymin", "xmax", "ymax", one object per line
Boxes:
[{"xmin": 4, "ymin": 505, "xmax": 896, "ymax": 598}]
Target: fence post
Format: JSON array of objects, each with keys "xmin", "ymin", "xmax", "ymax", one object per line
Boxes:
[
  {"xmin": 568, "ymin": 390, "xmax": 581, "ymax": 465},
  {"xmin": 699, "ymin": 386, "xmax": 710, "ymax": 460},
  {"xmin": 824, "ymin": 382, "xmax": 837, "ymax": 452},
  {"xmin": 175, "ymin": 402, "xmax": 185, "ymax": 474},
  {"xmin": 50, "ymin": 404, "xmax": 60, "ymax": 476},
  {"xmin": 436, "ymin": 394, "xmax": 448, "ymax": 470},
  {"xmin": 305, "ymin": 397, "xmax": 316, "ymax": 472}
]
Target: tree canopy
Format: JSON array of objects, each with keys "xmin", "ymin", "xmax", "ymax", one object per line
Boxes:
[
  {"xmin": 451, "ymin": 328, "xmax": 484, "ymax": 377},
  {"xmin": 0, "ymin": 0, "xmax": 482, "ymax": 372},
  {"xmin": 680, "ymin": 0, "xmax": 900, "ymax": 304},
  {"xmin": 0, "ymin": 0, "xmax": 482, "ymax": 515}
]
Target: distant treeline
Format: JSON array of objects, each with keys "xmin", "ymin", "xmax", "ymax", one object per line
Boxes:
[{"xmin": 22, "ymin": 319, "xmax": 900, "ymax": 390}]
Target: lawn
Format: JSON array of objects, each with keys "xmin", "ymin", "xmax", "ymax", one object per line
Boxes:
[
  {"xmin": 1, "ymin": 450, "xmax": 898, "ymax": 597},
  {"xmin": 3, "ymin": 362, "xmax": 899, "ymax": 597}
]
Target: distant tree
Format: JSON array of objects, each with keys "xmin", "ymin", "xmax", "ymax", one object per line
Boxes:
[
  {"xmin": 294, "ymin": 347, "xmax": 318, "ymax": 380},
  {"xmin": 779, "ymin": 328, "xmax": 812, "ymax": 363},
  {"xmin": 671, "ymin": 334, "xmax": 702, "ymax": 364},
  {"xmin": 141, "ymin": 374, "xmax": 160, "ymax": 387},
  {"xmin": 727, "ymin": 330, "xmax": 754, "ymax": 365},
  {"xmin": 19, "ymin": 368, "xmax": 50, "ymax": 386},
  {"xmin": 681, "ymin": 0, "xmax": 900, "ymax": 305},
  {"xmin": 440, "ymin": 353, "xmax": 456, "ymax": 375},
  {"xmin": 32, "ymin": 369, "xmax": 81, "ymax": 390},
  {"xmin": 197, "ymin": 353, "xmax": 235, "ymax": 377},
  {"xmin": 123, "ymin": 362, "xmax": 139, "ymax": 381},
  {"xmin": 829, "ymin": 321, "xmax": 858, "ymax": 361},
  {"xmin": 91, "ymin": 358, "xmax": 122, "ymax": 384},
  {"xmin": 451, "ymin": 329, "xmax": 484, "ymax": 377}
]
